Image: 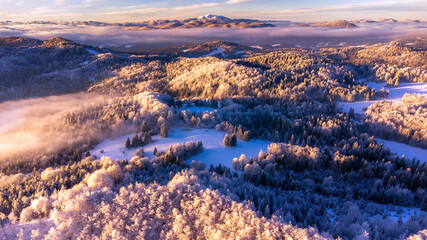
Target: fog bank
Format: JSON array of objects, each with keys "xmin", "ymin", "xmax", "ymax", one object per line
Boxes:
[
  {"xmin": 1, "ymin": 21, "xmax": 426, "ymax": 51},
  {"xmin": 0, "ymin": 93, "xmax": 108, "ymax": 162}
]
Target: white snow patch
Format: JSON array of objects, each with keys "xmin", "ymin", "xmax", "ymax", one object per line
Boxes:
[
  {"xmin": 339, "ymin": 81, "xmax": 427, "ymax": 162},
  {"xmin": 340, "ymin": 82, "xmax": 427, "ymax": 114},
  {"xmin": 340, "ymin": 100, "xmax": 377, "ymax": 114},
  {"xmin": 124, "ymin": 45, "xmax": 134, "ymax": 49},
  {"xmin": 376, "ymin": 138, "xmax": 427, "ymax": 163},
  {"xmin": 251, "ymin": 45, "xmax": 263, "ymax": 50},
  {"xmin": 202, "ymin": 48, "xmax": 224, "ymax": 57},
  {"xmin": 180, "ymin": 106, "xmax": 214, "ymax": 114},
  {"xmin": 386, "ymin": 206, "xmax": 424, "ymax": 222},
  {"xmin": 90, "ymin": 128, "xmax": 271, "ymax": 168},
  {"xmin": 86, "ymin": 48, "xmax": 100, "ymax": 55},
  {"xmin": 79, "ymin": 61, "xmax": 89, "ymax": 66},
  {"xmin": 182, "ymin": 49, "xmax": 190, "ymax": 53},
  {"xmin": 272, "ymin": 44, "xmax": 281, "ymax": 47}
]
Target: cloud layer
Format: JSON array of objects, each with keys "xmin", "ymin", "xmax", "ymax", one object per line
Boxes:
[
  {"xmin": 1, "ymin": 21, "xmax": 426, "ymax": 50},
  {"xmin": 0, "ymin": 0, "xmax": 426, "ymax": 22}
]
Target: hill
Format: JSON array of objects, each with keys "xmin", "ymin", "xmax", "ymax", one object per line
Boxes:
[
  {"xmin": 144, "ymin": 41, "xmax": 261, "ymax": 58},
  {"xmin": 313, "ymin": 20, "xmax": 358, "ymax": 28}
]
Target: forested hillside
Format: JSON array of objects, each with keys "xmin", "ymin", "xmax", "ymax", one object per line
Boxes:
[{"xmin": 0, "ymin": 37, "xmax": 426, "ymax": 239}]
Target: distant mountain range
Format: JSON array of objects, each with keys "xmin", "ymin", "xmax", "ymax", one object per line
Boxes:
[
  {"xmin": 2, "ymin": 16, "xmax": 424, "ymax": 31},
  {"xmin": 0, "ymin": 15, "xmax": 275, "ymax": 30}
]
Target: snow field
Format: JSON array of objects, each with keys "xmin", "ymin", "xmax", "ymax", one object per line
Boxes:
[{"xmin": 90, "ymin": 128, "xmax": 271, "ymax": 168}]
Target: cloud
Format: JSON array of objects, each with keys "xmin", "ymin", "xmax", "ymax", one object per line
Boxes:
[
  {"xmin": 239, "ymin": 0, "xmax": 427, "ymax": 21},
  {"xmin": 0, "ymin": 92, "xmax": 109, "ymax": 162},
  {"xmin": 1, "ymin": 20, "xmax": 426, "ymax": 49},
  {"xmin": 106, "ymin": 7, "xmax": 168, "ymax": 16},
  {"xmin": 226, "ymin": 0, "xmax": 253, "ymax": 4},
  {"xmin": 174, "ymin": 3, "xmax": 221, "ymax": 11}
]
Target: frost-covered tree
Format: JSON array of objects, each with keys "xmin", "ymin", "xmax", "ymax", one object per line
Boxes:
[
  {"xmin": 223, "ymin": 133, "xmax": 232, "ymax": 147},
  {"xmin": 160, "ymin": 123, "xmax": 168, "ymax": 138}
]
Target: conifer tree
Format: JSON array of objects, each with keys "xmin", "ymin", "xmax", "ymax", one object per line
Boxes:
[
  {"xmin": 125, "ymin": 137, "xmax": 131, "ymax": 149},
  {"xmin": 231, "ymin": 134, "xmax": 237, "ymax": 147},
  {"xmin": 223, "ymin": 134, "xmax": 232, "ymax": 147},
  {"xmin": 160, "ymin": 123, "xmax": 168, "ymax": 138}
]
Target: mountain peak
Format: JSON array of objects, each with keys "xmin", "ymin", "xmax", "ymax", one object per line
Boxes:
[
  {"xmin": 41, "ymin": 36, "xmax": 78, "ymax": 48},
  {"xmin": 197, "ymin": 14, "xmax": 228, "ymax": 20},
  {"xmin": 314, "ymin": 20, "xmax": 358, "ymax": 28}
]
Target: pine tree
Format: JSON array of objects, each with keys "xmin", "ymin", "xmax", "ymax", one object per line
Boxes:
[
  {"xmin": 164, "ymin": 149, "xmax": 175, "ymax": 165},
  {"xmin": 348, "ymin": 107, "xmax": 355, "ymax": 118},
  {"xmin": 243, "ymin": 130, "xmax": 250, "ymax": 142},
  {"xmin": 144, "ymin": 131, "xmax": 151, "ymax": 144},
  {"xmin": 223, "ymin": 134, "xmax": 232, "ymax": 147},
  {"xmin": 140, "ymin": 120, "xmax": 148, "ymax": 132},
  {"xmin": 153, "ymin": 147, "xmax": 158, "ymax": 156},
  {"xmin": 231, "ymin": 134, "xmax": 237, "ymax": 147},
  {"xmin": 125, "ymin": 137, "xmax": 131, "ymax": 149},
  {"xmin": 160, "ymin": 123, "xmax": 168, "ymax": 138},
  {"xmin": 131, "ymin": 134, "xmax": 140, "ymax": 147}
]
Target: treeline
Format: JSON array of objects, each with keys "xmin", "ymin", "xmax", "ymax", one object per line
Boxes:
[
  {"xmin": 365, "ymin": 93, "xmax": 427, "ymax": 148},
  {"xmin": 165, "ymin": 54, "xmax": 387, "ymax": 102},
  {"xmin": 153, "ymin": 141, "xmax": 203, "ymax": 165},
  {"xmin": 317, "ymin": 41, "xmax": 427, "ymax": 86}
]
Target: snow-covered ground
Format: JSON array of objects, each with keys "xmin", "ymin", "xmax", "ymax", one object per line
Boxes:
[
  {"xmin": 202, "ymin": 48, "xmax": 224, "ymax": 57},
  {"xmin": 340, "ymin": 82, "xmax": 427, "ymax": 114},
  {"xmin": 86, "ymin": 48, "xmax": 100, "ymax": 55},
  {"xmin": 376, "ymin": 138, "xmax": 427, "ymax": 163},
  {"xmin": 90, "ymin": 128, "xmax": 271, "ymax": 168},
  {"xmin": 180, "ymin": 106, "xmax": 214, "ymax": 114},
  {"xmin": 339, "ymin": 81, "xmax": 427, "ymax": 162}
]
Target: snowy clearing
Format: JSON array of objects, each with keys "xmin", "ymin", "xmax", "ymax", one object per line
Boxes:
[
  {"xmin": 90, "ymin": 128, "xmax": 271, "ymax": 168},
  {"xmin": 339, "ymin": 81, "xmax": 427, "ymax": 163},
  {"xmin": 202, "ymin": 48, "xmax": 224, "ymax": 57},
  {"xmin": 340, "ymin": 82, "xmax": 427, "ymax": 114},
  {"xmin": 376, "ymin": 138, "xmax": 427, "ymax": 163},
  {"xmin": 180, "ymin": 106, "xmax": 214, "ymax": 114},
  {"xmin": 86, "ymin": 48, "xmax": 100, "ymax": 55}
]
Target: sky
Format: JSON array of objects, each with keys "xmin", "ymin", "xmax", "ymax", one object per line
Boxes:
[{"xmin": 0, "ymin": 0, "xmax": 426, "ymax": 22}]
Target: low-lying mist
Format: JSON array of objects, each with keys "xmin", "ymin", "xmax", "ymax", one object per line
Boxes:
[
  {"xmin": 0, "ymin": 93, "xmax": 111, "ymax": 169},
  {"xmin": 1, "ymin": 21, "xmax": 426, "ymax": 51}
]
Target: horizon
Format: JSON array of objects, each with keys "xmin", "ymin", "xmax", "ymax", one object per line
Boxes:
[{"xmin": 1, "ymin": 0, "xmax": 426, "ymax": 22}]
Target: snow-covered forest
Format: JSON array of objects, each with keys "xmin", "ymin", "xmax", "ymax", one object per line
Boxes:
[{"xmin": 0, "ymin": 36, "xmax": 426, "ymax": 239}]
